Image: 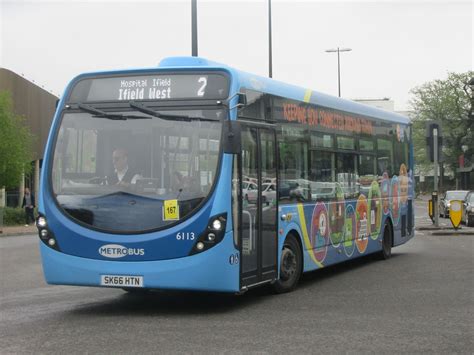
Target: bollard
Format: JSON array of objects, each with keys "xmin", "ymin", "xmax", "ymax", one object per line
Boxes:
[
  {"xmin": 428, "ymin": 200, "xmax": 434, "ymax": 223},
  {"xmin": 432, "ymin": 191, "xmax": 438, "ymax": 226},
  {"xmin": 449, "ymin": 200, "xmax": 463, "ymax": 229}
]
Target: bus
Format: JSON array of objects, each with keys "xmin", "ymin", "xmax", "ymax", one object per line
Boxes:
[{"xmin": 37, "ymin": 56, "xmax": 415, "ymax": 294}]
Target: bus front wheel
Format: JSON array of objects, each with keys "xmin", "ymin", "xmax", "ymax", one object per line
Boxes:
[{"xmin": 273, "ymin": 234, "xmax": 302, "ymax": 293}]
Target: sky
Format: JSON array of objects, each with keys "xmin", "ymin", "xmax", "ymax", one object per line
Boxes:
[{"xmin": 1, "ymin": 0, "xmax": 472, "ymax": 111}]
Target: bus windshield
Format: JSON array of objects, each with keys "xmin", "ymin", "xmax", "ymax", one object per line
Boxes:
[{"xmin": 51, "ymin": 108, "xmax": 224, "ymax": 233}]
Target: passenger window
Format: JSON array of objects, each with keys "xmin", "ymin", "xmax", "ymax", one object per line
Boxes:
[
  {"xmin": 359, "ymin": 154, "xmax": 375, "ymax": 177},
  {"xmin": 310, "ymin": 151, "xmax": 334, "ymax": 182},
  {"xmin": 336, "ymin": 153, "xmax": 358, "ymax": 198},
  {"xmin": 311, "ymin": 132, "xmax": 334, "ymax": 149},
  {"xmin": 336, "ymin": 136, "xmax": 355, "ymax": 150},
  {"xmin": 309, "ymin": 151, "xmax": 336, "ymax": 201},
  {"xmin": 377, "ymin": 138, "xmax": 394, "ymax": 177},
  {"xmin": 359, "ymin": 139, "xmax": 374, "ymax": 151},
  {"xmin": 278, "ymin": 131, "xmax": 309, "ymax": 202}
]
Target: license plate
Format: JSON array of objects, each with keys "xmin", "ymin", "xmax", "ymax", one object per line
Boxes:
[{"xmin": 100, "ymin": 275, "xmax": 144, "ymax": 288}]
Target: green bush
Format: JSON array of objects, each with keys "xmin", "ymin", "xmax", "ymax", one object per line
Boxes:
[{"xmin": 2, "ymin": 207, "xmax": 28, "ymax": 226}]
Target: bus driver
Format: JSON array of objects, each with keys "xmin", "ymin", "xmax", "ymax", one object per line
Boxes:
[{"xmin": 107, "ymin": 148, "xmax": 141, "ymax": 186}]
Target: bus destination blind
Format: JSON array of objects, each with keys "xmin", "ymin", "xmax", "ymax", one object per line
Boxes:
[{"xmin": 69, "ymin": 74, "xmax": 229, "ymax": 102}]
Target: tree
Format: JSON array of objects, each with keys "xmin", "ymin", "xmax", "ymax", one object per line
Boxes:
[
  {"xmin": 0, "ymin": 90, "xmax": 34, "ymax": 189},
  {"xmin": 410, "ymin": 71, "xmax": 474, "ymax": 180}
]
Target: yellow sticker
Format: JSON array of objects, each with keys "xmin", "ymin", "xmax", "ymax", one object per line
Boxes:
[{"xmin": 163, "ymin": 199, "xmax": 179, "ymax": 221}]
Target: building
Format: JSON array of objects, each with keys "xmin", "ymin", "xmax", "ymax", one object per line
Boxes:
[{"xmin": 0, "ymin": 68, "xmax": 58, "ymax": 207}]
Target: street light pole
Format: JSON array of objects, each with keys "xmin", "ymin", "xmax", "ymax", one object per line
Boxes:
[
  {"xmin": 268, "ymin": 0, "xmax": 273, "ymax": 78},
  {"xmin": 191, "ymin": 0, "xmax": 198, "ymax": 56},
  {"xmin": 325, "ymin": 47, "xmax": 352, "ymax": 97}
]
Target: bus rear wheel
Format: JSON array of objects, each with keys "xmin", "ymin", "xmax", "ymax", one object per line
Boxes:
[
  {"xmin": 378, "ymin": 223, "xmax": 392, "ymax": 260},
  {"xmin": 273, "ymin": 234, "xmax": 302, "ymax": 294}
]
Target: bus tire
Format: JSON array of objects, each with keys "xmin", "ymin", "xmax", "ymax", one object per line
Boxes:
[
  {"xmin": 273, "ymin": 234, "xmax": 302, "ymax": 294},
  {"xmin": 378, "ymin": 222, "xmax": 392, "ymax": 260}
]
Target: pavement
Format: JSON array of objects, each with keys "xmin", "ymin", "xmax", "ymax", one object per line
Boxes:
[
  {"xmin": 0, "ymin": 224, "xmax": 37, "ymax": 236},
  {"xmin": 2, "ymin": 218, "xmax": 473, "ymax": 353}
]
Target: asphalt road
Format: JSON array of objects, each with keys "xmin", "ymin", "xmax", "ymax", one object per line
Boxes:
[{"xmin": 1, "ymin": 201, "xmax": 473, "ymax": 354}]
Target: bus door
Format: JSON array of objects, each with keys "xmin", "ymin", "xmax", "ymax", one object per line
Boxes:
[{"xmin": 240, "ymin": 125, "xmax": 278, "ymax": 288}]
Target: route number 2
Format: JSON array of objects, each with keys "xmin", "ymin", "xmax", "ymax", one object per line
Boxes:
[{"xmin": 197, "ymin": 77, "xmax": 207, "ymax": 97}]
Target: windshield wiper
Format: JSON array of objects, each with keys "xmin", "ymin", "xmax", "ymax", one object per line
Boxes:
[
  {"xmin": 77, "ymin": 103, "xmax": 151, "ymax": 120},
  {"xmin": 129, "ymin": 101, "xmax": 219, "ymax": 122}
]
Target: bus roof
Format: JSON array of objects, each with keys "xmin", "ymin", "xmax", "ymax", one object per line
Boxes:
[{"xmin": 158, "ymin": 56, "xmax": 410, "ymax": 125}]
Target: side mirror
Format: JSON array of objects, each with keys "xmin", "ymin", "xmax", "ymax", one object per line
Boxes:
[
  {"xmin": 229, "ymin": 92, "xmax": 247, "ymax": 110},
  {"xmin": 222, "ymin": 120, "xmax": 241, "ymax": 154},
  {"xmin": 237, "ymin": 92, "xmax": 247, "ymax": 106}
]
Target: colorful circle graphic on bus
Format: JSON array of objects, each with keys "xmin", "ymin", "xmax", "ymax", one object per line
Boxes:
[
  {"xmin": 399, "ymin": 163, "xmax": 409, "ymax": 205},
  {"xmin": 390, "ymin": 176, "xmax": 400, "ymax": 226},
  {"xmin": 368, "ymin": 180, "xmax": 382, "ymax": 240},
  {"xmin": 381, "ymin": 172, "xmax": 390, "ymax": 215},
  {"xmin": 343, "ymin": 204, "xmax": 356, "ymax": 257},
  {"xmin": 329, "ymin": 183, "xmax": 345, "ymax": 247},
  {"xmin": 355, "ymin": 195, "xmax": 369, "ymax": 254},
  {"xmin": 310, "ymin": 202, "xmax": 329, "ymax": 263}
]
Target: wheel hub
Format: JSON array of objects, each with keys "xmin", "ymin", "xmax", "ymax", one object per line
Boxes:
[{"xmin": 280, "ymin": 247, "xmax": 297, "ymax": 281}]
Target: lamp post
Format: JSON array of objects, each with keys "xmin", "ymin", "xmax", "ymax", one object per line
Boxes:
[
  {"xmin": 191, "ymin": 0, "xmax": 198, "ymax": 56},
  {"xmin": 325, "ymin": 47, "xmax": 352, "ymax": 97},
  {"xmin": 268, "ymin": 0, "xmax": 273, "ymax": 78}
]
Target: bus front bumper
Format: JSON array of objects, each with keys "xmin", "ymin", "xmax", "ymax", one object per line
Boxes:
[{"xmin": 39, "ymin": 232, "xmax": 240, "ymax": 293}]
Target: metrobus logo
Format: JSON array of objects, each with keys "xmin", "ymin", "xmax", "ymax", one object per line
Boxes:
[{"xmin": 98, "ymin": 244, "xmax": 145, "ymax": 258}]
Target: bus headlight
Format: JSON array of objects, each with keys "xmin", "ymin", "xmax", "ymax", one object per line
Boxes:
[
  {"xmin": 36, "ymin": 214, "xmax": 60, "ymax": 251},
  {"xmin": 190, "ymin": 213, "xmax": 227, "ymax": 255},
  {"xmin": 37, "ymin": 217, "xmax": 47, "ymax": 228},
  {"xmin": 212, "ymin": 219, "xmax": 222, "ymax": 231}
]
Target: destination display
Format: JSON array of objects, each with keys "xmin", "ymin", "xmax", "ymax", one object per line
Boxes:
[
  {"xmin": 68, "ymin": 73, "xmax": 229, "ymax": 102},
  {"xmin": 272, "ymin": 97, "xmax": 375, "ymax": 135}
]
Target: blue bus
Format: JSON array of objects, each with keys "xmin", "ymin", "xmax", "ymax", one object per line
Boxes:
[{"xmin": 37, "ymin": 57, "xmax": 415, "ymax": 293}]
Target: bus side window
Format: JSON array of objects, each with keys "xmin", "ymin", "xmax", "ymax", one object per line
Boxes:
[
  {"xmin": 335, "ymin": 136, "xmax": 358, "ymax": 198},
  {"xmin": 358, "ymin": 138, "xmax": 376, "ymax": 195},
  {"xmin": 336, "ymin": 152, "xmax": 358, "ymax": 198},
  {"xmin": 278, "ymin": 130, "xmax": 309, "ymax": 203},
  {"xmin": 377, "ymin": 138, "xmax": 394, "ymax": 177},
  {"xmin": 309, "ymin": 150, "xmax": 336, "ymax": 201},
  {"xmin": 309, "ymin": 132, "xmax": 336, "ymax": 201},
  {"xmin": 393, "ymin": 132, "xmax": 409, "ymax": 172}
]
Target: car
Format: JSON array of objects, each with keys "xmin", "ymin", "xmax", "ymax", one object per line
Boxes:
[
  {"xmin": 242, "ymin": 181, "xmax": 258, "ymax": 202},
  {"xmin": 246, "ymin": 183, "xmax": 276, "ymax": 205},
  {"xmin": 439, "ymin": 190, "xmax": 470, "ymax": 218},
  {"xmin": 462, "ymin": 191, "xmax": 474, "ymax": 227}
]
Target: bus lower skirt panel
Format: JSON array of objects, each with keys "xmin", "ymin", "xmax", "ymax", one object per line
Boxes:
[{"xmin": 39, "ymin": 231, "xmax": 240, "ymax": 293}]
